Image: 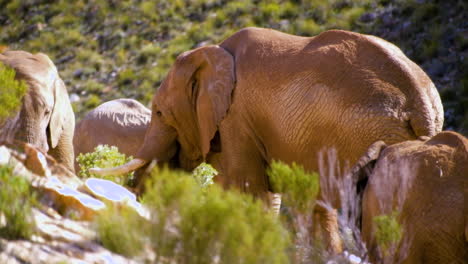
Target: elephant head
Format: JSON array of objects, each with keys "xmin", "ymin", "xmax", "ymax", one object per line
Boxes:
[
  {"xmin": 90, "ymin": 45, "xmax": 235, "ymax": 176},
  {"xmin": 0, "ymin": 50, "xmax": 75, "ymax": 172}
]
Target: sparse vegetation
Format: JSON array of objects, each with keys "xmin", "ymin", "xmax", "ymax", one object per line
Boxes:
[
  {"xmin": 191, "ymin": 162, "xmax": 217, "ymax": 188},
  {"xmin": 76, "ymin": 144, "xmax": 133, "ymax": 185},
  {"xmin": 0, "ymin": 62, "xmax": 27, "ymax": 123},
  {"xmin": 94, "ymin": 165, "xmax": 290, "ymax": 263},
  {"xmin": 94, "ymin": 202, "xmax": 147, "ymax": 257},
  {"xmin": 268, "ymin": 160, "xmax": 319, "ymax": 212},
  {"xmin": 373, "ymin": 211, "xmax": 403, "ymax": 257},
  {"xmin": 0, "ymin": 165, "xmax": 36, "ymax": 239}
]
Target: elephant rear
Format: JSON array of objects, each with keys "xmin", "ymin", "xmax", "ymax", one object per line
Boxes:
[
  {"xmin": 364, "ymin": 34, "xmax": 444, "ymax": 138},
  {"xmin": 362, "ymin": 131, "xmax": 468, "ymax": 263}
]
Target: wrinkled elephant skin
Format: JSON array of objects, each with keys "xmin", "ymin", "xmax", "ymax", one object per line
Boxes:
[{"xmin": 0, "ymin": 50, "xmax": 75, "ymax": 172}]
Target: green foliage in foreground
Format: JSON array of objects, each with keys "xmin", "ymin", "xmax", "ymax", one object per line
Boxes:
[
  {"xmin": 0, "ymin": 165, "xmax": 36, "ymax": 239},
  {"xmin": 0, "ymin": 62, "xmax": 27, "ymax": 123},
  {"xmin": 373, "ymin": 211, "xmax": 402, "ymax": 256},
  {"xmin": 76, "ymin": 145, "xmax": 133, "ymax": 185},
  {"xmin": 191, "ymin": 162, "xmax": 217, "ymax": 188},
  {"xmin": 94, "ymin": 203, "xmax": 146, "ymax": 257},
  {"xmin": 95, "ymin": 166, "xmax": 290, "ymax": 263},
  {"xmin": 268, "ymin": 161, "xmax": 320, "ymax": 212}
]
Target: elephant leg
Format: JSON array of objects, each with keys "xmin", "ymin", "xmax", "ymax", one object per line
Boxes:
[
  {"xmin": 216, "ymin": 124, "xmax": 272, "ymax": 205},
  {"xmin": 313, "ymin": 201, "xmax": 343, "ymax": 254}
]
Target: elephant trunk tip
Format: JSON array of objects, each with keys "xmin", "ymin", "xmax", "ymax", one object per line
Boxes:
[{"xmin": 89, "ymin": 158, "xmax": 148, "ymax": 176}]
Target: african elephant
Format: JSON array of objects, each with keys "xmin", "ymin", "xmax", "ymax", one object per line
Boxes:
[
  {"xmin": 356, "ymin": 131, "xmax": 467, "ymax": 263},
  {"xmin": 0, "ymin": 50, "xmax": 75, "ymax": 172},
  {"xmin": 90, "ymin": 27, "xmax": 443, "ymax": 248},
  {"xmin": 73, "ymin": 98, "xmax": 151, "ymax": 172}
]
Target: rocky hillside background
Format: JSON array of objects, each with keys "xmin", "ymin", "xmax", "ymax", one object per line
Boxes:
[{"xmin": 0, "ymin": 0, "xmax": 467, "ymax": 134}]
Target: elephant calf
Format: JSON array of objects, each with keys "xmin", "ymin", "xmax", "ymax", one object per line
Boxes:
[
  {"xmin": 358, "ymin": 131, "xmax": 468, "ymax": 263},
  {"xmin": 73, "ymin": 99, "xmax": 151, "ymax": 172},
  {"xmin": 0, "ymin": 50, "xmax": 75, "ymax": 172}
]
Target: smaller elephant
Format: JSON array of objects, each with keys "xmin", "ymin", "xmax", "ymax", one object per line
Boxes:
[
  {"xmin": 355, "ymin": 131, "xmax": 468, "ymax": 263},
  {"xmin": 0, "ymin": 50, "xmax": 75, "ymax": 172},
  {"xmin": 73, "ymin": 99, "xmax": 151, "ymax": 172}
]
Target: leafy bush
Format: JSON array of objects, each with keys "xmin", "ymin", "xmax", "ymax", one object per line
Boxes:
[
  {"xmin": 373, "ymin": 211, "xmax": 402, "ymax": 257},
  {"xmin": 0, "ymin": 62, "xmax": 27, "ymax": 123},
  {"xmin": 0, "ymin": 165, "xmax": 36, "ymax": 239},
  {"xmin": 94, "ymin": 203, "xmax": 147, "ymax": 257},
  {"xmin": 191, "ymin": 162, "xmax": 217, "ymax": 188},
  {"xmin": 267, "ymin": 160, "xmax": 319, "ymax": 212},
  {"xmin": 143, "ymin": 166, "xmax": 290, "ymax": 264},
  {"xmin": 95, "ymin": 165, "xmax": 290, "ymax": 263},
  {"xmin": 76, "ymin": 145, "xmax": 133, "ymax": 185}
]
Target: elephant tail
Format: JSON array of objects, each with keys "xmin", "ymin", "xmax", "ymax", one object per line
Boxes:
[{"xmin": 409, "ymin": 83, "xmax": 444, "ymax": 138}]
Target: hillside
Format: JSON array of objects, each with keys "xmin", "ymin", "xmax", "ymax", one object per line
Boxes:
[{"xmin": 0, "ymin": 0, "xmax": 466, "ymax": 133}]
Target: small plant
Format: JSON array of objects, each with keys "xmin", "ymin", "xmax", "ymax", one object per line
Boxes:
[
  {"xmin": 0, "ymin": 165, "xmax": 36, "ymax": 239},
  {"xmin": 76, "ymin": 144, "xmax": 133, "ymax": 185},
  {"xmin": 373, "ymin": 211, "xmax": 403, "ymax": 257},
  {"xmin": 93, "ymin": 165, "xmax": 291, "ymax": 263},
  {"xmin": 267, "ymin": 160, "xmax": 320, "ymax": 212},
  {"xmin": 94, "ymin": 202, "xmax": 147, "ymax": 257},
  {"xmin": 191, "ymin": 162, "xmax": 217, "ymax": 188},
  {"xmin": 0, "ymin": 62, "xmax": 28, "ymax": 123}
]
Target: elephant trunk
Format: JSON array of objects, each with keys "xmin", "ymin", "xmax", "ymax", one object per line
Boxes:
[
  {"xmin": 89, "ymin": 116, "xmax": 178, "ymax": 177},
  {"xmin": 89, "ymin": 158, "xmax": 148, "ymax": 176}
]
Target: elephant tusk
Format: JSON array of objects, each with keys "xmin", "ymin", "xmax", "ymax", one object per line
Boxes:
[
  {"xmin": 268, "ymin": 192, "xmax": 282, "ymax": 215},
  {"xmin": 88, "ymin": 159, "xmax": 148, "ymax": 176}
]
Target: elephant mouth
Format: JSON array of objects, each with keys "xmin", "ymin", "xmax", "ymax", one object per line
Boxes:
[{"xmin": 175, "ymin": 143, "xmax": 203, "ymax": 172}]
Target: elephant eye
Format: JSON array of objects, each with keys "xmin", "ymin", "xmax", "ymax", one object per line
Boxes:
[
  {"xmin": 44, "ymin": 109, "xmax": 51, "ymax": 115},
  {"xmin": 156, "ymin": 110, "xmax": 162, "ymax": 117}
]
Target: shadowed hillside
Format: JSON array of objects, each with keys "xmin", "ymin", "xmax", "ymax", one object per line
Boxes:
[{"xmin": 0, "ymin": 0, "xmax": 466, "ymax": 133}]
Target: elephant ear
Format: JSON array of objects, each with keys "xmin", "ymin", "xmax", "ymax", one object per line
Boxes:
[
  {"xmin": 186, "ymin": 45, "xmax": 235, "ymax": 157},
  {"xmin": 49, "ymin": 77, "xmax": 71, "ymax": 148}
]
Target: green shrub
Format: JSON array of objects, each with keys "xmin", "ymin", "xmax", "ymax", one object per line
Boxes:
[
  {"xmin": 94, "ymin": 165, "xmax": 290, "ymax": 263},
  {"xmin": 0, "ymin": 165, "xmax": 36, "ymax": 239},
  {"xmin": 267, "ymin": 160, "xmax": 319, "ymax": 212},
  {"xmin": 373, "ymin": 211, "xmax": 403, "ymax": 257},
  {"xmin": 143, "ymin": 166, "xmax": 290, "ymax": 264},
  {"xmin": 76, "ymin": 144, "xmax": 133, "ymax": 185},
  {"xmin": 83, "ymin": 94, "xmax": 102, "ymax": 109},
  {"xmin": 94, "ymin": 202, "xmax": 147, "ymax": 257},
  {"xmin": 191, "ymin": 162, "xmax": 217, "ymax": 188},
  {"xmin": 0, "ymin": 62, "xmax": 28, "ymax": 123}
]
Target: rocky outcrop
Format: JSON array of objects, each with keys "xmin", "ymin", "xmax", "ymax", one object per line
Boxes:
[{"xmin": 0, "ymin": 142, "xmax": 146, "ymax": 263}]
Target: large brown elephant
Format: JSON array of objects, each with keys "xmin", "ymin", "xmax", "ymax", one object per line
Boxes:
[
  {"xmin": 0, "ymin": 50, "xmax": 75, "ymax": 172},
  {"xmin": 356, "ymin": 131, "xmax": 467, "ymax": 263},
  {"xmin": 93, "ymin": 27, "xmax": 443, "ymax": 197},
  {"xmin": 73, "ymin": 98, "xmax": 151, "ymax": 172},
  {"xmin": 91, "ymin": 27, "xmax": 443, "ymax": 215}
]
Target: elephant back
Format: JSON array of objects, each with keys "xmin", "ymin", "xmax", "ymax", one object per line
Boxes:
[{"xmin": 73, "ymin": 99, "xmax": 151, "ymax": 172}]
